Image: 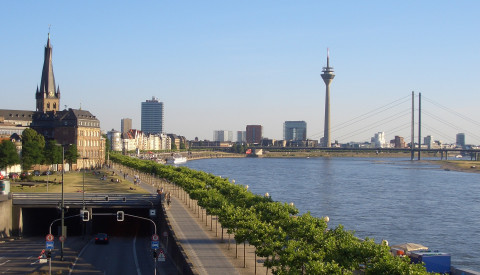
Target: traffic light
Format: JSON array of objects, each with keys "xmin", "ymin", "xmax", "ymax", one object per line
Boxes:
[
  {"xmin": 105, "ymin": 196, "xmax": 109, "ymax": 201},
  {"xmin": 46, "ymin": 251, "xmax": 52, "ymax": 258},
  {"xmin": 81, "ymin": 210, "xmax": 89, "ymax": 221},
  {"xmin": 153, "ymin": 250, "xmax": 158, "ymax": 258},
  {"xmin": 122, "ymin": 197, "xmax": 126, "ymax": 202},
  {"xmin": 116, "ymin": 211, "xmax": 124, "ymax": 221}
]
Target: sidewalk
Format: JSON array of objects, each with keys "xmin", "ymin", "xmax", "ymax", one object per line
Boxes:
[{"xmin": 114, "ymin": 164, "xmax": 271, "ymax": 275}]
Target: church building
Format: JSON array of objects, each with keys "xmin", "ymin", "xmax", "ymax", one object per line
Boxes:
[{"xmin": 0, "ymin": 34, "xmax": 105, "ymax": 169}]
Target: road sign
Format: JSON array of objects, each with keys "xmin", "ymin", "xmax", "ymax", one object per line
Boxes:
[
  {"xmin": 151, "ymin": 241, "xmax": 159, "ymax": 249},
  {"xmin": 162, "ymin": 231, "xmax": 168, "ymax": 237},
  {"xmin": 59, "ymin": 235, "xmax": 66, "ymax": 242},
  {"xmin": 152, "ymin": 234, "xmax": 159, "ymax": 241},
  {"xmin": 46, "ymin": 241, "xmax": 54, "ymax": 249},
  {"xmin": 46, "ymin": 234, "xmax": 54, "ymax": 241},
  {"xmin": 158, "ymin": 250, "xmax": 166, "ymax": 262}
]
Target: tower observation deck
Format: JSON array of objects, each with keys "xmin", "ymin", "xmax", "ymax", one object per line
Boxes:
[{"xmin": 321, "ymin": 49, "xmax": 335, "ymax": 147}]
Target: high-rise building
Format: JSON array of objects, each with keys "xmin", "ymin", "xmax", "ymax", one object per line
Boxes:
[
  {"xmin": 284, "ymin": 121, "xmax": 307, "ymax": 141},
  {"xmin": 237, "ymin": 131, "xmax": 246, "ymax": 143},
  {"xmin": 141, "ymin": 97, "xmax": 164, "ymax": 134},
  {"xmin": 424, "ymin": 135, "xmax": 433, "ymax": 149},
  {"xmin": 213, "ymin": 130, "xmax": 233, "ymax": 142},
  {"xmin": 456, "ymin": 133, "xmax": 466, "ymax": 149},
  {"xmin": 246, "ymin": 125, "xmax": 262, "ymax": 144},
  {"xmin": 371, "ymin": 132, "xmax": 387, "ymax": 148},
  {"xmin": 321, "ymin": 49, "xmax": 335, "ymax": 147},
  {"xmin": 121, "ymin": 118, "xmax": 132, "ymax": 135}
]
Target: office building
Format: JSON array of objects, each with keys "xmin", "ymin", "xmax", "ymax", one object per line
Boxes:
[
  {"xmin": 237, "ymin": 131, "xmax": 246, "ymax": 143},
  {"xmin": 284, "ymin": 121, "xmax": 307, "ymax": 141},
  {"xmin": 213, "ymin": 130, "xmax": 233, "ymax": 142},
  {"xmin": 371, "ymin": 132, "xmax": 387, "ymax": 148},
  {"xmin": 456, "ymin": 133, "xmax": 466, "ymax": 149},
  {"xmin": 141, "ymin": 97, "xmax": 164, "ymax": 134},
  {"xmin": 424, "ymin": 135, "xmax": 433, "ymax": 149},
  {"xmin": 246, "ymin": 125, "xmax": 262, "ymax": 144},
  {"xmin": 121, "ymin": 118, "xmax": 132, "ymax": 135}
]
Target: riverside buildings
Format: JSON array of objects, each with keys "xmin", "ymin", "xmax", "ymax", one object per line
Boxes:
[
  {"xmin": 213, "ymin": 130, "xmax": 233, "ymax": 142},
  {"xmin": 246, "ymin": 125, "xmax": 262, "ymax": 144},
  {"xmin": 283, "ymin": 121, "xmax": 307, "ymax": 141},
  {"xmin": 141, "ymin": 97, "xmax": 164, "ymax": 135},
  {"xmin": 121, "ymin": 118, "xmax": 132, "ymax": 135}
]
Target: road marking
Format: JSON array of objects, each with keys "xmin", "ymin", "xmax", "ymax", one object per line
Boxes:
[
  {"xmin": 133, "ymin": 235, "xmax": 142, "ymax": 275},
  {"xmin": 0, "ymin": 260, "xmax": 10, "ymax": 266},
  {"xmin": 68, "ymin": 238, "xmax": 93, "ymax": 275}
]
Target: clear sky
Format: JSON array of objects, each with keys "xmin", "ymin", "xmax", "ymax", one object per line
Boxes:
[{"xmin": 2, "ymin": 1, "xmax": 480, "ymax": 144}]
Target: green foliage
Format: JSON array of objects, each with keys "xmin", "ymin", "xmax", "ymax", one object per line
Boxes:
[
  {"xmin": 0, "ymin": 139, "xmax": 20, "ymax": 169},
  {"xmin": 65, "ymin": 144, "xmax": 79, "ymax": 167},
  {"xmin": 110, "ymin": 153, "xmax": 431, "ymax": 274},
  {"xmin": 44, "ymin": 140, "xmax": 62, "ymax": 165},
  {"xmin": 21, "ymin": 128, "xmax": 45, "ymax": 170}
]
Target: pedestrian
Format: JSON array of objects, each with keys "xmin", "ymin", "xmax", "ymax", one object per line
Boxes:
[{"xmin": 166, "ymin": 192, "xmax": 171, "ymax": 208}]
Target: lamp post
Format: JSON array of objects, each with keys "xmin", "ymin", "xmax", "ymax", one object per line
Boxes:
[
  {"xmin": 82, "ymin": 157, "xmax": 88, "ymax": 210},
  {"xmin": 60, "ymin": 145, "xmax": 65, "ymax": 261}
]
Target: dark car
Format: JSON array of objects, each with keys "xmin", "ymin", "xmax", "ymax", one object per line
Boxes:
[
  {"xmin": 95, "ymin": 233, "xmax": 109, "ymax": 244},
  {"xmin": 42, "ymin": 171, "xmax": 52, "ymax": 175},
  {"xmin": 33, "ymin": 170, "xmax": 41, "ymax": 176}
]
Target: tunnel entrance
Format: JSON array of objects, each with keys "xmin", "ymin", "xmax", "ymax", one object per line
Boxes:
[{"xmin": 21, "ymin": 207, "xmax": 154, "ymax": 237}]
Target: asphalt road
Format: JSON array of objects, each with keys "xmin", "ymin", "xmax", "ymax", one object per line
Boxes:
[{"xmin": 0, "ymin": 235, "xmax": 177, "ymax": 275}]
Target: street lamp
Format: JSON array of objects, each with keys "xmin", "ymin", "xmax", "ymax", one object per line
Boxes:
[
  {"xmin": 82, "ymin": 157, "xmax": 88, "ymax": 210},
  {"xmin": 55, "ymin": 143, "xmax": 70, "ymax": 261},
  {"xmin": 60, "ymin": 145, "xmax": 65, "ymax": 261}
]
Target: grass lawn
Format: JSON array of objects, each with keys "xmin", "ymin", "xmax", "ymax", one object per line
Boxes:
[{"xmin": 10, "ymin": 169, "xmax": 148, "ymax": 194}]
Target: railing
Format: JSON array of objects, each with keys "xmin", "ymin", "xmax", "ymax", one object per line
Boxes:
[{"xmin": 12, "ymin": 193, "xmax": 160, "ymax": 208}]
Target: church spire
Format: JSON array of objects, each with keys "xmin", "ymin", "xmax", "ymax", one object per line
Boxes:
[{"xmin": 36, "ymin": 32, "xmax": 60, "ymax": 112}]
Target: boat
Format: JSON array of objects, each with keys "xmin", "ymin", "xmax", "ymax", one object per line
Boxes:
[{"xmin": 166, "ymin": 154, "xmax": 187, "ymax": 165}]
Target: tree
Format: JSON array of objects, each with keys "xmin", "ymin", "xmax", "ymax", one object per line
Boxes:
[
  {"xmin": 44, "ymin": 140, "xmax": 62, "ymax": 166},
  {"xmin": 0, "ymin": 139, "xmax": 20, "ymax": 172},
  {"xmin": 103, "ymin": 134, "xmax": 111, "ymax": 159},
  {"xmin": 21, "ymin": 128, "xmax": 45, "ymax": 170},
  {"xmin": 65, "ymin": 144, "xmax": 79, "ymax": 169}
]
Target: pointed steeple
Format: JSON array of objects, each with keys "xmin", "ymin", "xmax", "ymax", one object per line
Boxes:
[
  {"xmin": 36, "ymin": 32, "xmax": 60, "ymax": 112},
  {"xmin": 40, "ymin": 33, "xmax": 57, "ymax": 98}
]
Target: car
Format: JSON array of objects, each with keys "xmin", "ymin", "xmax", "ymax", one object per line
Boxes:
[
  {"xmin": 94, "ymin": 233, "xmax": 109, "ymax": 244},
  {"xmin": 33, "ymin": 170, "xmax": 41, "ymax": 176},
  {"xmin": 42, "ymin": 171, "xmax": 52, "ymax": 175},
  {"xmin": 9, "ymin": 173, "xmax": 19, "ymax": 179}
]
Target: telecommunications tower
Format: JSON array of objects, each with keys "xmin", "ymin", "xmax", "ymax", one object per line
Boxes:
[{"xmin": 321, "ymin": 49, "xmax": 335, "ymax": 147}]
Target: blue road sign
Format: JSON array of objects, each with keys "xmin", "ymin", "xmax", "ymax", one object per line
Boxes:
[
  {"xmin": 151, "ymin": 241, "xmax": 159, "ymax": 249},
  {"xmin": 46, "ymin": 241, "xmax": 54, "ymax": 249}
]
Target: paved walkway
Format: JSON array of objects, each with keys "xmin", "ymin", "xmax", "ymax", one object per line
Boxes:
[{"xmin": 114, "ymin": 164, "xmax": 271, "ymax": 275}]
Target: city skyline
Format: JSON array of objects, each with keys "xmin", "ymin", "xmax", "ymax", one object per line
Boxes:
[{"xmin": 2, "ymin": 1, "xmax": 480, "ymax": 144}]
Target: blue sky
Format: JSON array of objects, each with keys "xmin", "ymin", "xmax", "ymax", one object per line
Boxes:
[{"xmin": 2, "ymin": 1, "xmax": 480, "ymax": 144}]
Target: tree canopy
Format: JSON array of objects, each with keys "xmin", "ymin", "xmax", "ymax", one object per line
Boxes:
[
  {"xmin": 21, "ymin": 128, "xmax": 45, "ymax": 170},
  {"xmin": 0, "ymin": 139, "xmax": 20, "ymax": 170}
]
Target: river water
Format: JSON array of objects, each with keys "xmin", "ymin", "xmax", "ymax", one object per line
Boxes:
[{"xmin": 185, "ymin": 157, "xmax": 480, "ymax": 271}]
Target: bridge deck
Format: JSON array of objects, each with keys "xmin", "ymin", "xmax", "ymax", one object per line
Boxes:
[{"xmin": 12, "ymin": 193, "xmax": 161, "ymax": 208}]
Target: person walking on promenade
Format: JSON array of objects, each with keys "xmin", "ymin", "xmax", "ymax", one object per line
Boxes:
[{"xmin": 166, "ymin": 192, "xmax": 171, "ymax": 209}]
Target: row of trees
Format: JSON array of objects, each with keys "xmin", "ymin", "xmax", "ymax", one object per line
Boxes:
[
  {"xmin": 0, "ymin": 128, "xmax": 79, "ymax": 172},
  {"xmin": 110, "ymin": 153, "xmax": 432, "ymax": 275}
]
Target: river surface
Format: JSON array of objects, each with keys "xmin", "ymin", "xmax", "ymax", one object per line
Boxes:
[{"xmin": 185, "ymin": 157, "xmax": 480, "ymax": 271}]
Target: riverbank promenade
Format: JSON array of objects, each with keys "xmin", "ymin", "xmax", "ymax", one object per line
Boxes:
[{"xmin": 114, "ymin": 164, "xmax": 270, "ymax": 275}]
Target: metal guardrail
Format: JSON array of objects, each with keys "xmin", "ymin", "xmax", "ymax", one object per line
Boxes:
[{"xmin": 12, "ymin": 193, "xmax": 161, "ymax": 208}]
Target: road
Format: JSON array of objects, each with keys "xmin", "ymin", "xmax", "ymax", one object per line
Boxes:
[
  {"xmin": 71, "ymin": 235, "xmax": 152, "ymax": 274},
  {"xmin": 0, "ymin": 235, "xmax": 177, "ymax": 275}
]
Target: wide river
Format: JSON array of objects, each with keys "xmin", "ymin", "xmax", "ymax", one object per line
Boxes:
[{"xmin": 185, "ymin": 157, "xmax": 480, "ymax": 271}]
